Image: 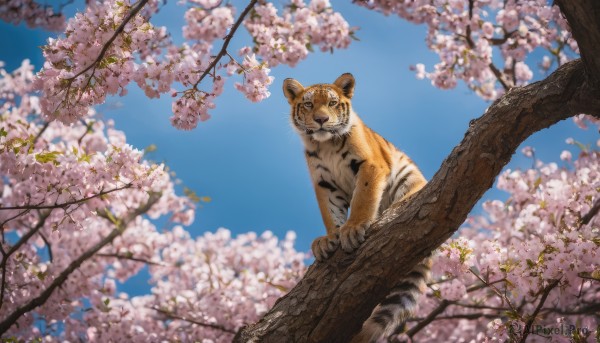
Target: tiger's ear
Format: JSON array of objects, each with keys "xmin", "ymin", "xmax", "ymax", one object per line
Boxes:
[
  {"xmin": 283, "ymin": 78, "xmax": 305, "ymax": 104},
  {"xmin": 334, "ymin": 73, "xmax": 355, "ymax": 99}
]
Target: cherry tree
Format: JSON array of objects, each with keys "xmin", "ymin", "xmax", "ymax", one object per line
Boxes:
[{"xmin": 1, "ymin": 0, "xmax": 599, "ymax": 342}]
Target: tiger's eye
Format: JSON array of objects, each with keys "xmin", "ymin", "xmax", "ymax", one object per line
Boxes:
[
  {"xmin": 303, "ymin": 102, "xmax": 313, "ymax": 108},
  {"xmin": 329, "ymin": 101, "xmax": 338, "ymax": 107}
]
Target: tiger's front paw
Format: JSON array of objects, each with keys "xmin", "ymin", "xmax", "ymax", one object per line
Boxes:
[
  {"xmin": 311, "ymin": 233, "xmax": 339, "ymax": 261},
  {"xmin": 339, "ymin": 222, "xmax": 369, "ymax": 253}
]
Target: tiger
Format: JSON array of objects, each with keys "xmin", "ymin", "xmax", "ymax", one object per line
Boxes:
[{"xmin": 283, "ymin": 73, "xmax": 433, "ymax": 342}]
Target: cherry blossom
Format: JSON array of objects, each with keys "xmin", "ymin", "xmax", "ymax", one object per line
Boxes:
[
  {"xmin": 0, "ymin": 0, "xmax": 66, "ymax": 31},
  {"xmin": 31, "ymin": 0, "xmax": 355, "ymax": 129},
  {"xmin": 1, "ymin": 0, "xmax": 599, "ymax": 341},
  {"xmin": 0, "ymin": 59, "xmax": 308, "ymax": 341},
  {"xmin": 358, "ymin": 0, "xmax": 577, "ymax": 100},
  {"xmin": 409, "ymin": 145, "xmax": 600, "ymax": 342}
]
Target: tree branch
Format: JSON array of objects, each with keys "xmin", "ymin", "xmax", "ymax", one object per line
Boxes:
[
  {"xmin": 463, "ymin": 0, "xmax": 510, "ymax": 91},
  {"xmin": 556, "ymin": 0, "xmax": 600, "ymax": 87},
  {"xmin": 0, "ymin": 192, "xmax": 160, "ymax": 334},
  {"xmin": 191, "ymin": 0, "xmax": 258, "ymax": 90},
  {"xmin": 150, "ymin": 307, "xmax": 236, "ymax": 334},
  {"xmin": 0, "ymin": 183, "xmax": 132, "ymax": 211},
  {"xmin": 406, "ymin": 299, "xmax": 450, "ymax": 338},
  {"xmin": 235, "ymin": 42, "xmax": 600, "ymax": 343},
  {"xmin": 235, "ymin": 3, "xmax": 600, "ymax": 341},
  {"xmin": 65, "ymin": 0, "xmax": 149, "ymax": 82},
  {"xmin": 97, "ymin": 253, "xmax": 166, "ymax": 266},
  {"xmin": 518, "ymin": 279, "xmax": 560, "ymax": 343},
  {"xmin": 0, "ymin": 211, "xmax": 50, "ymax": 311},
  {"xmin": 580, "ymin": 197, "xmax": 600, "ymax": 225},
  {"xmin": 541, "ymin": 303, "xmax": 600, "ymax": 316},
  {"xmin": 407, "ymin": 278, "xmax": 507, "ymax": 337},
  {"xmin": 0, "ymin": 209, "xmax": 30, "ymax": 237}
]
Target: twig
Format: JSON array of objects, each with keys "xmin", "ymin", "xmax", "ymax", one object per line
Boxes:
[
  {"xmin": 487, "ymin": 29, "xmax": 517, "ymax": 46},
  {"xmin": 0, "ymin": 211, "xmax": 50, "ymax": 311},
  {"xmin": 469, "ymin": 268, "xmax": 519, "ymax": 316},
  {"xmin": 409, "ymin": 312, "xmax": 498, "ymax": 322},
  {"xmin": 65, "ymin": 0, "xmax": 149, "ymax": 82},
  {"xmin": 151, "ymin": 306, "xmax": 236, "ymax": 334},
  {"xmin": 463, "ymin": 0, "xmax": 510, "ymax": 91},
  {"xmin": 0, "ymin": 192, "xmax": 160, "ymax": 334},
  {"xmin": 408, "ymin": 277, "xmax": 506, "ymax": 337},
  {"xmin": 581, "ymin": 197, "xmax": 600, "ymax": 225},
  {"xmin": 406, "ymin": 299, "xmax": 451, "ymax": 337},
  {"xmin": 38, "ymin": 232, "xmax": 53, "ymax": 263},
  {"xmin": 97, "ymin": 253, "xmax": 166, "ymax": 266},
  {"xmin": 0, "ymin": 183, "xmax": 132, "ymax": 211},
  {"xmin": 77, "ymin": 119, "xmax": 95, "ymax": 145},
  {"xmin": 226, "ymin": 52, "xmax": 247, "ymax": 72},
  {"xmin": 451, "ymin": 303, "xmax": 512, "ymax": 311},
  {"xmin": 0, "ymin": 209, "xmax": 31, "ymax": 241},
  {"xmin": 541, "ymin": 302, "xmax": 600, "ymax": 316},
  {"xmin": 33, "ymin": 122, "xmax": 50, "ymax": 145},
  {"xmin": 191, "ymin": 0, "xmax": 258, "ymax": 90},
  {"xmin": 55, "ymin": 0, "xmax": 150, "ymax": 111},
  {"xmin": 488, "ymin": 62, "xmax": 510, "ymax": 90},
  {"xmin": 518, "ymin": 279, "xmax": 560, "ymax": 343}
]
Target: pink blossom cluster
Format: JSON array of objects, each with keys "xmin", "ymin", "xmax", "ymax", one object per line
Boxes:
[
  {"xmin": 183, "ymin": 5, "xmax": 235, "ymax": 42},
  {"xmin": 358, "ymin": 0, "xmax": 577, "ymax": 100},
  {"xmin": 0, "ymin": 60, "xmax": 195, "ymax": 339},
  {"xmin": 409, "ymin": 146, "xmax": 600, "ymax": 342},
  {"xmin": 170, "ymin": 76, "xmax": 224, "ymax": 130},
  {"xmin": 0, "ymin": 0, "xmax": 66, "ymax": 31},
  {"xmin": 35, "ymin": 0, "xmax": 168, "ymax": 124},
  {"xmin": 59, "ymin": 229, "xmax": 305, "ymax": 342},
  {"xmin": 233, "ymin": 54, "xmax": 275, "ymax": 103},
  {"xmin": 243, "ymin": 0, "xmax": 355, "ymax": 68},
  {"xmin": 34, "ymin": 0, "xmax": 355, "ymax": 130},
  {"xmin": 1, "ymin": 60, "xmax": 307, "ymax": 341}
]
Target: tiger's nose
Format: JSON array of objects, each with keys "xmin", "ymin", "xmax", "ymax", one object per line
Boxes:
[{"xmin": 314, "ymin": 116, "xmax": 329, "ymax": 125}]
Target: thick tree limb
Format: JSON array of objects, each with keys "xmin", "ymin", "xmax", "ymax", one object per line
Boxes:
[
  {"xmin": 556, "ymin": 0, "xmax": 600, "ymax": 87},
  {"xmin": 235, "ymin": 2, "xmax": 600, "ymax": 341}
]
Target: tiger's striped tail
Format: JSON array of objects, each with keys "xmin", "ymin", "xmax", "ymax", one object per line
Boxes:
[{"xmin": 351, "ymin": 257, "xmax": 432, "ymax": 343}]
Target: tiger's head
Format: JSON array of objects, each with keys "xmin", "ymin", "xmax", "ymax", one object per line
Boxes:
[{"xmin": 283, "ymin": 73, "xmax": 355, "ymax": 142}]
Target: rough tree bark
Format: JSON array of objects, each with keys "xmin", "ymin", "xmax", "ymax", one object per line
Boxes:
[{"xmin": 235, "ymin": 1, "xmax": 600, "ymax": 342}]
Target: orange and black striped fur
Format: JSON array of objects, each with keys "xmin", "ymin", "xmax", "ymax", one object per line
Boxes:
[{"xmin": 283, "ymin": 73, "xmax": 432, "ymax": 342}]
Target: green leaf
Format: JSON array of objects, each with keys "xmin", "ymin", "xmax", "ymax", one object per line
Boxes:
[
  {"xmin": 78, "ymin": 151, "xmax": 92, "ymax": 163},
  {"xmin": 574, "ymin": 141, "xmax": 588, "ymax": 152},
  {"xmin": 104, "ymin": 210, "xmax": 120, "ymax": 226},
  {"xmin": 144, "ymin": 144, "xmax": 157, "ymax": 153},
  {"xmin": 184, "ymin": 187, "xmax": 202, "ymax": 203},
  {"xmin": 526, "ymin": 259, "xmax": 535, "ymax": 268},
  {"xmin": 35, "ymin": 151, "xmax": 62, "ymax": 164},
  {"xmin": 103, "ymin": 298, "xmax": 110, "ymax": 306},
  {"xmin": 504, "ymin": 311, "xmax": 520, "ymax": 320},
  {"xmin": 0, "ymin": 127, "xmax": 7, "ymax": 137},
  {"xmin": 35, "ymin": 271, "xmax": 48, "ymax": 281},
  {"xmin": 99, "ymin": 56, "xmax": 119, "ymax": 68}
]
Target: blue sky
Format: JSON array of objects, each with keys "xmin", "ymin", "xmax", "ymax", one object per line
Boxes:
[{"xmin": 1, "ymin": 1, "xmax": 598, "ymax": 294}]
